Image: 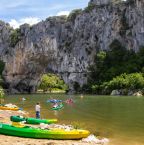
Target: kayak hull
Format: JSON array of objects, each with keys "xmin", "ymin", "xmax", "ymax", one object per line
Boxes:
[
  {"xmin": 10, "ymin": 116, "xmax": 57, "ymax": 124},
  {"xmin": 47, "ymin": 99, "xmax": 62, "ymax": 103},
  {"xmin": 0, "ymin": 123, "xmax": 90, "ymax": 139}
]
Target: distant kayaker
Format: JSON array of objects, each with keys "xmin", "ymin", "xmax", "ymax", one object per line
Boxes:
[
  {"xmin": 53, "ymin": 102, "xmax": 59, "ymax": 108},
  {"xmin": 65, "ymin": 98, "xmax": 73, "ymax": 104},
  {"xmin": 22, "ymin": 97, "xmax": 26, "ymax": 101},
  {"xmin": 35, "ymin": 102, "xmax": 41, "ymax": 119}
]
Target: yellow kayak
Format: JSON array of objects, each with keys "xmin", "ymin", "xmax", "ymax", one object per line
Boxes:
[
  {"xmin": 0, "ymin": 106, "xmax": 19, "ymax": 111},
  {"xmin": 49, "ymin": 128, "xmax": 90, "ymax": 139},
  {"xmin": 0, "ymin": 123, "xmax": 90, "ymax": 139}
]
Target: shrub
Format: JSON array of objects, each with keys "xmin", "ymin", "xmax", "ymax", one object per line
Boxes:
[
  {"xmin": 67, "ymin": 9, "xmax": 82, "ymax": 22},
  {"xmin": 10, "ymin": 28, "xmax": 21, "ymax": 47},
  {"xmin": 102, "ymin": 73, "xmax": 144, "ymax": 93},
  {"xmin": 84, "ymin": 3, "xmax": 95, "ymax": 13}
]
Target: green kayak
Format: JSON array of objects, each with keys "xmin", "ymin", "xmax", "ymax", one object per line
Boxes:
[
  {"xmin": 0, "ymin": 123, "xmax": 90, "ymax": 139},
  {"xmin": 10, "ymin": 116, "xmax": 57, "ymax": 124},
  {"xmin": 51, "ymin": 104, "xmax": 64, "ymax": 110}
]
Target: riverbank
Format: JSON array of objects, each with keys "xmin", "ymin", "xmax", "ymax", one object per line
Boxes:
[
  {"xmin": 0, "ymin": 135, "xmax": 95, "ymax": 145},
  {"xmin": 0, "ymin": 109, "xmax": 106, "ymax": 145}
]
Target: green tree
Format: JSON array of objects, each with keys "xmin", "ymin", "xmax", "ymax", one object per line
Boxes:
[
  {"xmin": 39, "ymin": 74, "xmax": 67, "ymax": 92},
  {"xmin": 100, "ymin": 73, "xmax": 144, "ymax": 94},
  {"xmin": 88, "ymin": 39, "xmax": 140, "ymax": 86},
  {"xmin": 87, "ymin": 40, "xmax": 144, "ymax": 94},
  {"xmin": 88, "ymin": 51, "xmax": 106, "ymax": 84}
]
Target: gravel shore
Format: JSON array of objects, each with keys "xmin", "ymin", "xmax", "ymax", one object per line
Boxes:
[{"xmin": 0, "ymin": 110, "xmax": 97, "ymax": 145}]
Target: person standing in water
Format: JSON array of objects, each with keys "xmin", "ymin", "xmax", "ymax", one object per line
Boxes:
[{"xmin": 35, "ymin": 102, "xmax": 41, "ymax": 118}]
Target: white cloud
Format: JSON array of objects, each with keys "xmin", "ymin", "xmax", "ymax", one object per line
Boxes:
[
  {"xmin": 57, "ymin": 11, "xmax": 70, "ymax": 16},
  {"xmin": 9, "ymin": 17, "xmax": 41, "ymax": 29}
]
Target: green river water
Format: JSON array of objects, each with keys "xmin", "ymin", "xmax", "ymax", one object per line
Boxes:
[{"xmin": 4, "ymin": 94, "xmax": 144, "ymax": 145}]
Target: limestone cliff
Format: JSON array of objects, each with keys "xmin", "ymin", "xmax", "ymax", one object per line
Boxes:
[{"xmin": 0, "ymin": 0, "xmax": 144, "ymax": 93}]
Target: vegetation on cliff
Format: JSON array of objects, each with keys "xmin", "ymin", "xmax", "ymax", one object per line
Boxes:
[
  {"xmin": 67, "ymin": 9, "xmax": 82, "ymax": 22},
  {"xmin": 10, "ymin": 29, "xmax": 22, "ymax": 47},
  {"xmin": 0, "ymin": 86, "xmax": 4, "ymax": 104},
  {"xmin": 82, "ymin": 39, "xmax": 144, "ymax": 94}
]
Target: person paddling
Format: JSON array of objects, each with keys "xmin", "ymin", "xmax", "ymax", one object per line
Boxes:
[
  {"xmin": 53, "ymin": 102, "xmax": 59, "ymax": 108},
  {"xmin": 35, "ymin": 102, "xmax": 41, "ymax": 119}
]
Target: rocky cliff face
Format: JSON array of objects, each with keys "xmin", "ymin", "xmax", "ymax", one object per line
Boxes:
[
  {"xmin": 0, "ymin": 0, "xmax": 144, "ymax": 93},
  {"xmin": 89, "ymin": 0, "xmax": 111, "ymax": 5}
]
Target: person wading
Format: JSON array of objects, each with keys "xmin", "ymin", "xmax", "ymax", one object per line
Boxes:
[{"xmin": 35, "ymin": 102, "xmax": 41, "ymax": 119}]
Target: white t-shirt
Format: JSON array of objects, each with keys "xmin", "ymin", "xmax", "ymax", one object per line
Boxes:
[{"xmin": 35, "ymin": 104, "xmax": 40, "ymax": 112}]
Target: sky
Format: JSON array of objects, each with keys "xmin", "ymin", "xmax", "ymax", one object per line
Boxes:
[{"xmin": 0, "ymin": 0, "xmax": 89, "ymax": 28}]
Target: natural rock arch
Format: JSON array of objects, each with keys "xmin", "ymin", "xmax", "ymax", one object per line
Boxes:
[
  {"xmin": 1, "ymin": 21, "xmax": 88, "ymax": 94},
  {"xmin": 0, "ymin": 0, "xmax": 144, "ymax": 94}
]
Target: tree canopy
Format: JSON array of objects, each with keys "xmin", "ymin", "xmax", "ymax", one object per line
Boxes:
[
  {"xmin": 83, "ymin": 39, "xmax": 144, "ymax": 94},
  {"xmin": 39, "ymin": 73, "xmax": 68, "ymax": 92}
]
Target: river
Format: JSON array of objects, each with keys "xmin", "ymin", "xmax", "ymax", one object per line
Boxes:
[{"xmin": 4, "ymin": 94, "xmax": 144, "ymax": 145}]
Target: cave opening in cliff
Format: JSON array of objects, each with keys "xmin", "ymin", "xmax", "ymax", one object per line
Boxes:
[{"xmin": 38, "ymin": 73, "xmax": 68, "ymax": 93}]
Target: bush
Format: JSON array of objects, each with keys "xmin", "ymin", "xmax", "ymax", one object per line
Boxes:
[
  {"xmin": 84, "ymin": 3, "xmax": 95, "ymax": 13},
  {"xmin": 67, "ymin": 9, "xmax": 82, "ymax": 22},
  {"xmin": 10, "ymin": 29, "xmax": 21, "ymax": 47},
  {"xmin": 101, "ymin": 73, "xmax": 144, "ymax": 93}
]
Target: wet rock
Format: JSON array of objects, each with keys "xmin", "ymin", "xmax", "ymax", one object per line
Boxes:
[
  {"xmin": 110, "ymin": 90, "xmax": 121, "ymax": 96},
  {"xmin": 133, "ymin": 91, "xmax": 143, "ymax": 96}
]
